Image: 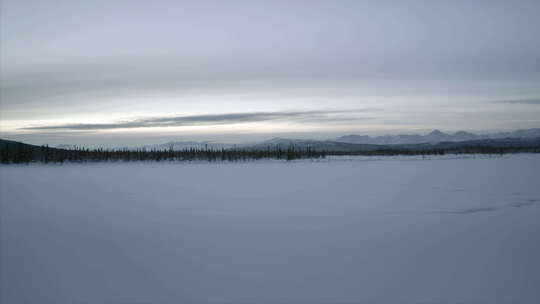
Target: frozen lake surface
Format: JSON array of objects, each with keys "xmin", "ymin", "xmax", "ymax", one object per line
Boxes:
[{"xmin": 1, "ymin": 154, "xmax": 540, "ymax": 304}]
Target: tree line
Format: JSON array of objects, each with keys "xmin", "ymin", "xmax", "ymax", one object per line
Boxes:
[
  {"xmin": 1, "ymin": 140, "xmax": 539, "ymax": 164},
  {"xmin": 0, "ymin": 142, "xmax": 326, "ymax": 164}
]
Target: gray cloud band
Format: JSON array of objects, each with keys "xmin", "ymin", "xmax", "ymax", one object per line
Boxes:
[
  {"xmin": 493, "ymin": 99, "xmax": 540, "ymax": 105},
  {"xmin": 21, "ymin": 109, "xmax": 374, "ymax": 131}
]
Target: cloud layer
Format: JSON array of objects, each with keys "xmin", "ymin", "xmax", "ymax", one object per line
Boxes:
[
  {"xmin": 22, "ymin": 109, "xmax": 373, "ymax": 131},
  {"xmin": 494, "ymin": 98, "xmax": 540, "ymax": 105}
]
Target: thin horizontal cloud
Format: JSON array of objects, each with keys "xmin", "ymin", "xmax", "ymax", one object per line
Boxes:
[
  {"xmin": 492, "ymin": 98, "xmax": 540, "ymax": 105},
  {"xmin": 21, "ymin": 109, "xmax": 375, "ymax": 131}
]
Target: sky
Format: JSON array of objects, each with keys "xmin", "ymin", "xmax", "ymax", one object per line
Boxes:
[{"xmin": 1, "ymin": 0, "xmax": 540, "ymax": 147}]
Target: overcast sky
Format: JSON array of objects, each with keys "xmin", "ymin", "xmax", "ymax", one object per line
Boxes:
[{"xmin": 1, "ymin": 0, "xmax": 540, "ymax": 147}]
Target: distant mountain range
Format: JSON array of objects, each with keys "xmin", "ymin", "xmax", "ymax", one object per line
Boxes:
[
  {"xmin": 249, "ymin": 135, "xmax": 540, "ymax": 152},
  {"xmin": 240, "ymin": 128, "xmax": 540, "ymax": 151},
  {"xmin": 334, "ymin": 128, "xmax": 540, "ymax": 145},
  {"xmin": 3, "ymin": 127, "xmax": 540, "ymax": 163},
  {"xmin": 4, "ymin": 135, "xmax": 539, "ymax": 165},
  {"xmin": 48, "ymin": 128, "xmax": 540, "ymax": 152}
]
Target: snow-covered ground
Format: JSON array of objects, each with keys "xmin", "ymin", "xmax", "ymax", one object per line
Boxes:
[{"xmin": 1, "ymin": 154, "xmax": 540, "ymax": 304}]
